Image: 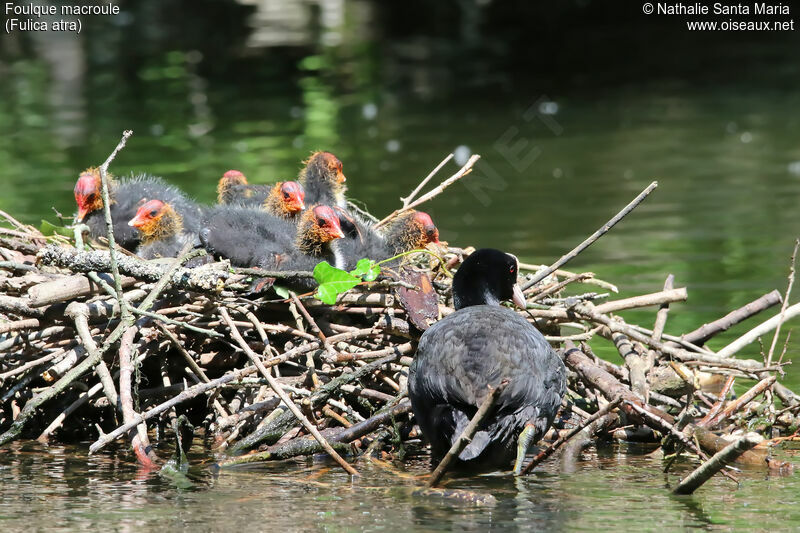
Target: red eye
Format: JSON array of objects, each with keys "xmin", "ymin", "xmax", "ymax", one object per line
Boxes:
[{"xmin": 509, "ymin": 266, "xmax": 515, "ymax": 274}]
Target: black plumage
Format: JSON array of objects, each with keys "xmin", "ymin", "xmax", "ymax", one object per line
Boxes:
[
  {"xmin": 74, "ymin": 168, "xmax": 201, "ymax": 251},
  {"xmin": 298, "ymin": 152, "xmax": 347, "ymax": 208},
  {"xmin": 408, "ymin": 249, "xmax": 566, "ymax": 472},
  {"xmin": 199, "ymin": 204, "xmax": 346, "ymax": 280},
  {"xmin": 338, "ymin": 210, "xmax": 440, "ymax": 270},
  {"xmin": 199, "ymin": 205, "xmax": 296, "ymax": 268},
  {"xmin": 337, "ymin": 215, "xmax": 391, "ymax": 270}
]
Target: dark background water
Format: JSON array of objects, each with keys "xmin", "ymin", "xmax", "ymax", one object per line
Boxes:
[{"xmin": 2, "ymin": 0, "xmax": 800, "ymax": 529}]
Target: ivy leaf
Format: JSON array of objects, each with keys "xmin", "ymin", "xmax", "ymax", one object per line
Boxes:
[
  {"xmin": 313, "ymin": 261, "xmax": 361, "ymax": 304},
  {"xmin": 349, "ymin": 258, "xmax": 381, "ymax": 282},
  {"xmin": 273, "ymin": 285, "xmax": 290, "ymax": 299},
  {"xmin": 40, "ymin": 220, "xmax": 73, "ymax": 237}
]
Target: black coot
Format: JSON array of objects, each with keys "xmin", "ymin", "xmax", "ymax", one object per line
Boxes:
[{"xmin": 408, "ymin": 248, "xmax": 566, "ymax": 474}]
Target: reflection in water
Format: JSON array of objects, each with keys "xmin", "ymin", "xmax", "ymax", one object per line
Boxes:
[
  {"xmin": 2, "ymin": 441, "xmax": 799, "ymax": 530},
  {"xmin": 11, "ymin": 1, "xmax": 86, "ymax": 147},
  {"xmin": 239, "ymin": 0, "xmax": 350, "ymax": 48}
]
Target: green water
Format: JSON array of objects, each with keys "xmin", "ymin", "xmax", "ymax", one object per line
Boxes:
[
  {"xmin": 2, "ymin": 1, "xmax": 800, "ymax": 530},
  {"xmin": 2, "ymin": 441, "xmax": 799, "ymax": 531}
]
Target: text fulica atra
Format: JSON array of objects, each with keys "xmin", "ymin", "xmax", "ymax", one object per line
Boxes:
[{"xmin": 408, "ymin": 248, "xmax": 566, "ymax": 474}]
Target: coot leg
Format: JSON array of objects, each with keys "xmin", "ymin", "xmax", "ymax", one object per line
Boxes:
[{"xmin": 513, "ymin": 423, "xmax": 538, "ymax": 475}]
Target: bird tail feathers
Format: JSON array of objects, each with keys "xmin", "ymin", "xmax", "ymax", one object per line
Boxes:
[{"xmin": 451, "ymin": 411, "xmax": 492, "ymax": 461}]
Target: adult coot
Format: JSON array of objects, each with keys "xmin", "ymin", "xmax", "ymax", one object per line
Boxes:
[{"xmin": 408, "ymin": 248, "xmax": 566, "ymax": 474}]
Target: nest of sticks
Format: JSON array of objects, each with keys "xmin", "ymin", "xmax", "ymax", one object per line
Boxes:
[{"xmin": 1, "ymin": 132, "xmax": 799, "ymax": 496}]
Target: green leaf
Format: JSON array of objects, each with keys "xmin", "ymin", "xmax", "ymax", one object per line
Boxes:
[
  {"xmin": 313, "ymin": 261, "xmax": 361, "ymax": 305},
  {"xmin": 349, "ymin": 258, "xmax": 381, "ymax": 282},
  {"xmin": 273, "ymin": 285, "xmax": 289, "ymax": 299},
  {"xmin": 40, "ymin": 220, "xmax": 73, "ymax": 237}
]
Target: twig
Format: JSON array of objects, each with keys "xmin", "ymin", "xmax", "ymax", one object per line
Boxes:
[
  {"xmin": 696, "ymin": 375, "xmax": 735, "ymax": 428},
  {"xmin": 522, "ymin": 181, "xmax": 658, "ymax": 290},
  {"xmin": 0, "ymin": 209, "xmax": 29, "ymax": 231},
  {"xmin": 578, "ymin": 305, "xmax": 768, "ymax": 373},
  {"xmin": 36, "ymin": 245, "xmax": 244, "ymax": 293},
  {"xmin": 89, "ymin": 363, "xmax": 262, "ymax": 453},
  {"xmin": 645, "ymin": 274, "xmax": 675, "ymax": 396},
  {"xmin": 680, "ymin": 290, "xmax": 783, "ymax": 346},
  {"xmin": 528, "ymin": 273, "xmax": 593, "ymax": 301},
  {"xmin": 66, "ymin": 302, "xmax": 119, "ymax": 410},
  {"xmin": 290, "ymin": 292, "xmax": 335, "ymax": 355},
  {"xmin": 702, "ymin": 375, "xmax": 777, "ymax": 429},
  {"xmin": 375, "ymin": 155, "xmax": 481, "ymax": 228},
  {"xmin": 98, "ymin": 130, "xmax": 133, "ymax": 317},
  {"xmin": 401, "ymin": 153, "xmax": 454, "ymax": 207},
  {"xmin": 0, "ymin": 319, "xmax": 40, "ymax": 334},
  {"xmin": 673, "ymin": 433, "xmax": 762, "ymax": 494},
  {"xmin": 217, "ymin": 402, "xmax": 411, "ymax": 467},
  {"xmin": 613, "ymin": 332, "xmax": 648, "ymax": 400},
  {"xmin": 626, "ymin": 401, "xmax": 724, "ymax": 477},
  {"xmin": 130, "ymin": 307, "xmax": 225, "ymax": 338},
  {"xmin": 157, "ymin": 324, "xmax": 210, "ymax": 382},
  {"xmin": 716, "ymin": 302, "xmax": 800, "ymax": 358},
  {"xmin": 219, "ymin": 308, "xmax": 359, "ymax": 476},
  {"xmin": 118, "ymin": 326, "xmax": 158, "ymax": 467},
  {"xmin": 426, "ymin": 380, "xmax": 508, "ymax": 487},
  {"xmin": 0, "ymin": 348, "xmax": 65, "ymax": 380},
  {"xmin": 27, "ymin": 273, "xmax": 138, "ymax": 308},
  {"xmin": 37, "ymin": 379, "xmax": 105, "ymax": 443},
  {"xmin": 592, "ymin": 288, "xmax": 686, "ymax": 315},
  {"xmin": 230, "ymin": 266, "xmax": 315, "ymax": 278},
  {"xmin": 517, "ymin": 262, "xmax": 619, "ymax": 292},
  {"xmin": 766, "ymin": 239, "xmax": 799, "ymax": 367},
  {"xmin": 520, "ymin": 397, "xmax": 622, "ymax": 475},
  {"xmin": 652, "ymin": 276, "xmax": 675, "ymax": 340}
]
